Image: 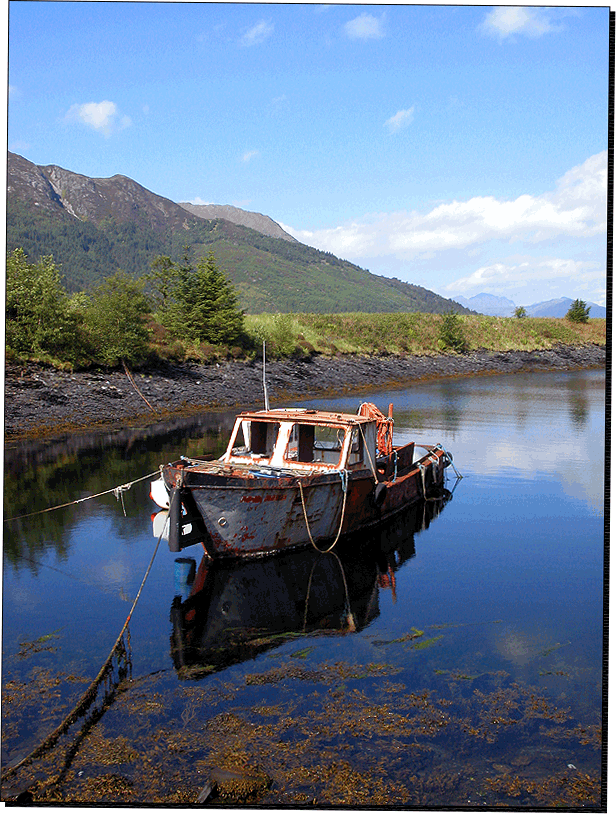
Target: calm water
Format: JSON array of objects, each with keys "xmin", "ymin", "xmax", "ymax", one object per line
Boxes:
[{"xmin": 2, "ymin": 369, "xmax": 605, "ymax": 807}]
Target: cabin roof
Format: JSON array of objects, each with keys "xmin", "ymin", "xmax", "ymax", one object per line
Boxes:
[{"xmin": 236, "ymin": 408, "xmax": 374, "ymax": 427}]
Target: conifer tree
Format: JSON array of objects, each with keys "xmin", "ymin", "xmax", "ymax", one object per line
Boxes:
[
  {"xmin": 566, "ymin": 299, "xmax": 591, "ymax": 323},
  {"xmin": 150, "ymin": 250, "xmax": 244, "ymax": 345}
]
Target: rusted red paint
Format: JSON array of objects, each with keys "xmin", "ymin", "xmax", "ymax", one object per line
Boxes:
[{"xmin": 157, "ymin": 413, "xmax": 450, "ymax": 559}]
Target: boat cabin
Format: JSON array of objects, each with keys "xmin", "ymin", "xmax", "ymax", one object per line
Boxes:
[{"xmin": 222, "ymin": 409, "xmax": 377, "ymax": 473}]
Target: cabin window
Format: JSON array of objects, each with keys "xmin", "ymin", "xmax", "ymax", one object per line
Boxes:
[
  {"xmin": 347, "ymin": 427, "xmax": 364, "ymax": 466},
  {"xmin": 231, "ymin": 420, "xmax": 279, "ymax": 459},
  {"xmin": 284, "ymin": 423, "xmax": 346, "ymax": 465}
]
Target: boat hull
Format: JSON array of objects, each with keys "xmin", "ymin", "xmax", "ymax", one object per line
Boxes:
[{"xmin": 156, "ymin": 443, "xmax": 448, "ymax": 558}]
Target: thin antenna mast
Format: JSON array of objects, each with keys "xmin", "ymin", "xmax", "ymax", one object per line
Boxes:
[{"xmin": 263, "ymin": 341, "xmax": 270, "ymax": 411}]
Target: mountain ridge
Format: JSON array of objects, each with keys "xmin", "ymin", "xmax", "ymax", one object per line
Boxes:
[
  {"xmin": 179, "ymin": 202, "xmax": 297, "ymax": 242},
  {"xmin": 5, "ymin": 151, "xmax": 467, "ymax": 315}
]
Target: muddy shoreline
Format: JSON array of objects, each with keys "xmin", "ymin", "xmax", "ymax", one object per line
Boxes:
[{"xmin": 4, "ymin": 343, "xmax": 606, "ymax": 443}]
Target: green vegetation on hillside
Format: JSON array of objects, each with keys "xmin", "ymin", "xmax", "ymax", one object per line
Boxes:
[{"xmin": 7, "ymin": 196, "xmax": 468, "ymax": 315}]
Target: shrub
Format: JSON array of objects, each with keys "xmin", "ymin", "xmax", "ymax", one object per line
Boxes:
[
  {"xmin": 82, "ymin": 271, "xmax": 152, "ymax": 366},
  {"xmin": 438, "ymin": 311, "xmax": 467, "ymax": 352},
  {"xmin": 5, "ymin": 249, "xmax": 88, "ymax": 366},
  {"xmin": 247, "ymin": 313, "xmax": 303, "ymax": 359}
]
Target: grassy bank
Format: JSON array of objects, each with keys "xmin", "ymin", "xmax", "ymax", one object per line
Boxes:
[
  {"xmin": 7, "ymin": 311, "xmax": 606, "ymax": 371},
  {"xmin": 244, "ymin": 312, "xmax": 606, "ymax": 360}
]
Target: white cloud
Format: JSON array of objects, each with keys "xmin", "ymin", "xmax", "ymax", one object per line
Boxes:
[
  {"xmin": 481, "ymin": 7, "xmax": 558, "ymax": 39},
  {"xmin": 240, "ymin": 20, "xmax": 274, "ymax": 46},
  {"xmin": 284, "ymin": 152, "xmax": 607, "ymax": 261},
  {"xmin": 344, "ymin": 13, "xmax": 385, "ymax": 40},
  {"xmin": 65, "ymin": 100, "xmax": 131, "ymax": 137},
  {"xmin": 445, "ymin": 258, "xmax": 605, "ymax": 295},
  {"xmin": 384, "ymin": 107, "xmax": 414, "ymax": 134},
  {"xmin": 242, "ymin": 150, "xmax": 259, "ymax": 163},
  {"xmin": 188, "ymin": 197, "xmax": 213, "ymax": 205}
]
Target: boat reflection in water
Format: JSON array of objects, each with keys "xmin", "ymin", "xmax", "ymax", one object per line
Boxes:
[{"xmin": 157, "ymin": 489, "xmax": 452, "ymax": 679}]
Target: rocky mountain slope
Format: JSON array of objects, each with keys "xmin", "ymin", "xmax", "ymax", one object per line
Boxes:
[
  {"xmin": 7, "ymin": 151, "xmax": 196, "ymax": 232},
  {"xmin": 6, "ymin": 152, "xmax": 469, "ymax": 315},
  {"xmin": 179, "ymin": 202, "xmax": 296, "ymax": 242}
]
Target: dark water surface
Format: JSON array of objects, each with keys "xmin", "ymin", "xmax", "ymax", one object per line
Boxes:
[{"xmin": 2, "ymin": 369, "xmax": 605, "ymax": 807}]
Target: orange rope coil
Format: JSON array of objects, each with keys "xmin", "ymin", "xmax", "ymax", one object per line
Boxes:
[{"xmin": 358, "ymin": 402, "xmax": 394, "ymax": 456}]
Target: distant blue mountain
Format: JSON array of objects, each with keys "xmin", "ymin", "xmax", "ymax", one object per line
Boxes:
[
  {"xmin": 453, "ymin": 293, "xmax": 606, "ymax": 319},
  {"xmin": 523, "ymin": 297, "xmax": 606, "ymax": 319},
  {"xmin": 453, "ymin": 293, "xmax": 517, "ymax": 316}
]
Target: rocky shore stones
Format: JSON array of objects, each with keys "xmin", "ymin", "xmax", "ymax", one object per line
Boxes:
[{"xmin": 4, "ymin": 343, "xmax": 605, "ymax": 441}]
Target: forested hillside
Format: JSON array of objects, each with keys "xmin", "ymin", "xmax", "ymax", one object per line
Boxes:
[{"xmin": 7, "ymin": 152, "xmax": 468, "ymax": 315}]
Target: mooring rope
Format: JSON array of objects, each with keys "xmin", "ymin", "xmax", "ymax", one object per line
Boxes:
[
  {"xmin": 122, "ymin": 360, "xmax": 158, "ymax": 416},
  {"xmin": 3, "ymin": 470, "xmax": 161, "ymax": 523},
  {"xmin": 0, "ymin": 515, "xmax": 168, "ymax": 783},
  {"xmin": 302, "ymin": 549, "xmax": 356, "ymax": 633},
  {"xmin": 298, "ymin": 470, "xmax": 349, "ymax": 554}
]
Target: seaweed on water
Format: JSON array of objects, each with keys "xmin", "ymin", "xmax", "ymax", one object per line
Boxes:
[
  {"xmin": 290, "ymin": 646, "xmax": 316, "ymax": 660},
  {"xmin": 77, "ymin": 729, "xmax": 138, "ymax": 766},
  {"xmin": 244, "ymin": 660, "xmax": 401, "ymax": 686},
  {"xmin": 17, "ymin": 629, "xmax": 62, "ymax": 659},
  {"xmin": 371, "ymin": 627, "xmax": 425, "ymax": 647},
  {"xmin": 76, "ymin": 773, "xmax": 134, "ymax": 803},
  {"xmin": 484, "ymin": 768, "xmax": 601, "ymax": 808},
  {"xmin": 411, "ymin": 634, "xmax": 443, "ymax": 650},
  {"xmin": 1, "ymin": 657, "xmax": 602, "ymax": 807}
]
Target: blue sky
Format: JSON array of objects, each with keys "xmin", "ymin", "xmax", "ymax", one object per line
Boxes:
[{"xmin": 7, "ymin": 2, "xmax": 611, "ymax": 307}]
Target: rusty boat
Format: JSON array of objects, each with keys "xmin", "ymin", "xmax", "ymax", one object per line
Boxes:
[{"xmin": 150, "ymin": 402, "xmax": 457, "ymax": 559}]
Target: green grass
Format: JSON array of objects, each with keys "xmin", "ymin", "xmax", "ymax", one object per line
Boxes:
[
  {"xmin": 8, "ymin": 312, "xmax": 606, "ymax": 370},
  {"xmin": 243, "ymin": 313, "xmax": 606, "ymax": 359}
]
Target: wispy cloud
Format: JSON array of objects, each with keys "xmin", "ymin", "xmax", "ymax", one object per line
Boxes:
[
  {"xmin": 480, "ymin": 7, "xmax": 558, "ymax": 39},
  {"xmin": 385, "ymin": 107, "xmax": 414, "ymax": 134},
  {"xmin": 65, "ymin": 100, "xmax": 131, "ymax": 137},
  {"xmin": 9, "ymin": 139, "xmax": 31, "ymax": 152},
  {"xmin": 197, "ymin": 22, "xmax": 226, "ymax": 43},
  {"xmin": 9, "ymin": 85, "xmax": 21, "ymax": 101},
  {"xmin": 284, "ymin": 151, "xmax": 607, "ymax": 260},
  {"xmin": 240, "ymin": 20, "xmax": 274, "ymax": 46},
  {"xmin": 344, "ymin": 13, "xmax": 385, "ymax": 40},
  {"xmin": 242, "ymin": 150, "xmax": 259, "ymax": 163},
  {"xmin": 445, "ymin": 258, "xmax": 605, "ymax": 295}
]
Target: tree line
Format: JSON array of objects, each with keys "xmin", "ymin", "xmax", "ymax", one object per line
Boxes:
[
  {"xmin": 5, "ymin": 248, "xmax": 246, "ymax": 369},
  {"xmin": 5, "ymin": 246, "xmax": 596, "ymax": 371}
]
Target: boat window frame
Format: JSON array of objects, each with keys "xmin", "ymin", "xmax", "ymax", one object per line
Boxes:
[
  {"xmin": 224, "ymin": 417, "xmax": 281, "ymax": 463},
  {"xmin": 222, "ymin": 412, "xmax": 377, "ymax": 472},
  {"xmin": 279, "ymin": 421, "xmax": 349, "ymax": 468}
]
